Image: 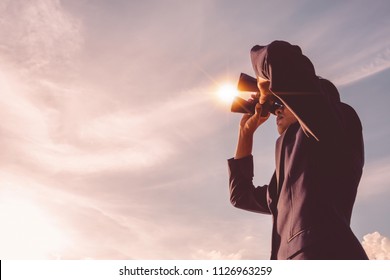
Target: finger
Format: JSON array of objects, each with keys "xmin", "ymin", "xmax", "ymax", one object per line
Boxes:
[
  {"xmin": 241, "ymin": 114, "xmax": 251, "ymax": 123},
  {"xmin": 259, "ymin": 95, "xmax": 268, "ymax": 105},
  {"xmin": 254, "ymin": 103, "xmax": 262, "ymax": 117}
]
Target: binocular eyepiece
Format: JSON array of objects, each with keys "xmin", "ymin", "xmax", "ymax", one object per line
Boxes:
[{"xmin": 231, "ymin": 73, "xmax": 282, "ymax": 116}]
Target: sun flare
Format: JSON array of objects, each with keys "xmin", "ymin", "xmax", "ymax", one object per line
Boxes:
[{"xmin": 217, "ymin": 84, "xmax": 238, "ymax": 103}]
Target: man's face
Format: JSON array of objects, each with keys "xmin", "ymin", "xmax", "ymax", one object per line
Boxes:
[{"xmin": 275, "ymin": 105, "xmax": 298, "ymax": 135}]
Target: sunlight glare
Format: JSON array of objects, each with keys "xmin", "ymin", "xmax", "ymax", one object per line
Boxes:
[
  {"xmin": 0, "ymin": 191, "xmax": 70, "ymax": 259},
  {"xmin": 217, "ymin": 84, "xmax": 238, "ymax": 103}
]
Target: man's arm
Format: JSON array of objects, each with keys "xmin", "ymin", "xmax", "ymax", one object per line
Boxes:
[
  {"xmin": 235, "ymin": 94, "xmax": 270, "ymax": 159},
  {"xmin": 228, "ymin": 98, "xmax": 272, "ymax": 214},
  {"xmin": 228, "ymin": 156, "xmax": 272, "ymax": 214}
]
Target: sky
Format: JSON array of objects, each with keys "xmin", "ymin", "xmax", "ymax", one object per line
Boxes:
[{"xmin": 0, "ymin": 0, "xmax": 390, "ymax": 260}]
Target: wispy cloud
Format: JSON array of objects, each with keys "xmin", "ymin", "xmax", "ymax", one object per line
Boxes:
[
  {"xmin": 333, "ymin": 45, "xmax": 390, "ymax": 86},
  {"xmin": 0, "ymin": 0, "xmax": 241, "ymax": 259},
  {"xmin": 0, "ymin": 0, "xmax": 82, "ymax": 72},
  {"xmin": 0, "ymin": 0, "xmax": 220, "ymax": 175}
]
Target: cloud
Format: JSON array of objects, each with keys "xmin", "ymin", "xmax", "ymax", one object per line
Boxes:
[
  {"xmin": 0, "ymin": 0, "xmax": 226, "ymax": 176},
  {"xmin": 362, "ymin": 232, "xmax": 390, "ymax": 260},
  {"xmin": 333, "ymin": 46, "xmax": 390, "ymax": 86},
  {"xmin": 0, "ymin": 0, "xmax": 238, "ymax": 260},
  {"xmin": 0, "ymin": 0, "xmax": 86, "ymax": 173},
  {"xmin": 0, "ymin": 71, "xmax": 216, "ymax": 175},
  {"xmin": 0, "ymin": 0, "xmax": 82, "ymax": 73},
  {"xmin": 192, "ymin": 249, "xmax": 243, "ymax": 260},
  {"xmin": 0, "ymin": 1, "xmax": 219, "ymax": 175}
]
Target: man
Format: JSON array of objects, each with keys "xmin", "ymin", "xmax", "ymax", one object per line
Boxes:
[{"xmin": 228, "ymin": 41, "xmax": 368, "ymax": 259}]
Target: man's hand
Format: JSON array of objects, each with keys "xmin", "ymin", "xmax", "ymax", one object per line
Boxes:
[
  {"xmin": 257, "ymin": 79, "xmax": 272, "ymax": 105},
  {"xmin": 239, "ymin": 78, "xmax": 273, "ymax": 137},
  {"xmin": 239, "ymin": 101, "xmax": 270, "ymax": 136},
  {"xmin": 235, "ymin": 102, "xmax": 269, "ymax": 159}
]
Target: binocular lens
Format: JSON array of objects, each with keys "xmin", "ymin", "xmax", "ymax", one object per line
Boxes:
[
  {"xmin": 231, "ymin": 98, "xmax": 284, "ymax": 115},
  {"xmin": 231, "ymin": 72, "xmax": 284, "ymax": 115}
]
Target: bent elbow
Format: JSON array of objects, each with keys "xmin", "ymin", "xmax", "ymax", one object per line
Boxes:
[
  {"xmin": 230, "ymin": 194, "xmax": 246, "ymax": 210},
  {"xmin": 230, "ymin": 193, "xmax": 271, "ymax": 215},
  {"xmin": 230, "ymin": 197, "xmax": 239, "ymax": 208}
]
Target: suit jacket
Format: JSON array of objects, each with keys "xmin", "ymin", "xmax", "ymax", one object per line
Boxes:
[{"xmin": 228, "ymin": 41, "xmax": 368, "ymax": 259}]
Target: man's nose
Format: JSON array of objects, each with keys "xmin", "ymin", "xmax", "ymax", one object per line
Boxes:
[{"xmin": 275, "ymin": 106, "xmax": 284, "ymax": 115}]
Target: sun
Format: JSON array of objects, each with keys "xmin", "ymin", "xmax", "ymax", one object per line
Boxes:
[{"xmin": 217, "ymin": 83, "xmax": 238, "ymax": 103}]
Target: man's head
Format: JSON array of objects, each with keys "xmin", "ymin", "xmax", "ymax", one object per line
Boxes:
[{"xmin": 275, "ymin": 103, "xmax": 298, "ymax": 135}]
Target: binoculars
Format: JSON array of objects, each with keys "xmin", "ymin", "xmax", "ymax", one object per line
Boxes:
[{"xmin": 231, "ymin": 73, "xmax": 282, "ymax": 116}]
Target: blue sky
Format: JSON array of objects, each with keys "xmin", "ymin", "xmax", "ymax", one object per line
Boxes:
[{"xmin": 0, "ymin": 0, "xmax": 389, "ymax": 259}]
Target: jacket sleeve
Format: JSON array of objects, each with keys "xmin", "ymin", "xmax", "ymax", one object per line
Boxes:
[
  {"xmin": 250, "ymin": 40, "xmax": 344, "ymax": 142},
  {"xmin": 228, "ymin": 155, "xmax": 272, "ymax": 214}
]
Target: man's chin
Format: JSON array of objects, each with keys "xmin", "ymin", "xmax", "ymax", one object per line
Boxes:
[{"xmin": 277, "ymin": 125, "xmax": 286, "ymax": 135}]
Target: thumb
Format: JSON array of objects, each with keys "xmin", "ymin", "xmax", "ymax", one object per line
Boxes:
[{"xmin": 255, "ymin": 102, "xmax": 271, "ymax": 121}]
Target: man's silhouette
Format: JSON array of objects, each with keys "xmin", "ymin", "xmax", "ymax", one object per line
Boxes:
[{"xmin": 228, "ymin": 41, "xmax": 368, "ymax": 259}]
